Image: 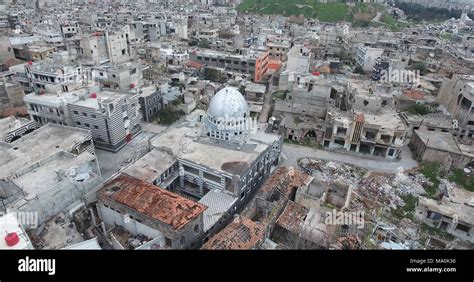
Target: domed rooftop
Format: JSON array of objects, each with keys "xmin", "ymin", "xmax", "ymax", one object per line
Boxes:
[
  {"xmin": 204, "ymin": 87, "xmax": 251, "ymax": 142},
  {"xmin": 207, "ymin": 87, "xmax": 249, "ymax": 120}
]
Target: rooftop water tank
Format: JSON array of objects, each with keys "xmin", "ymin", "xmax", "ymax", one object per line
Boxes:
[{"xmin": 5, "ymin": 232, "xmax": 19, "ymax": 247}]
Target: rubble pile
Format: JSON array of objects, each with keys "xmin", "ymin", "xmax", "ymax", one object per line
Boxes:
[
  {"xmin": 298, "ymin": 157, "xmax": 367, "ymax": 187},
  {"xmin": 332, "ymin": 234, "xmax": 363, "ymax": 250}
]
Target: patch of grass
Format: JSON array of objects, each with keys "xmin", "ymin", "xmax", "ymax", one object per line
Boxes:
[
  {"xmin": 272, "ymin": 90, "xmax": 288, "ymax": 100},
  {"xmin": 154, "ymin": 107, "xmax": 184, "ymax": 125},
  {"xmin": 392, "ymin": 194, "xmax": 417, "ymax": 221},
  {"xmin": 420, "ymin": 161, "xmax": 442, "ymax": 197},
  {"xmin": 237, "ymin": 1, "xmax": 386, "ymax": 24},
  {"xmin": 407, "ymin": 103, "xmax": 432, "ymax": 115},
  {"xmin": 382, "ymin": 13, "xmax": 399, "ymax": 31},
  {"xmin": 284, "ymin": 137, "xmax": 319, "ymax": 148},
  {"xmin": 420, "ymin": 222, "xmax": 455, "ymax": 241},
  {"xmin": 448, "ymin": 169, "xmax": 474, "ymax": 192},
  {"xmin": 439, "ymin": 32, "xmax": 453, "ymax": 41}
]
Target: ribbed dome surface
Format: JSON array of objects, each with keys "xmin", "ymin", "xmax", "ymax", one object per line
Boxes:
[{"xmin": 207, "ymin": 87, "xmax": 248, "ymax": 119}]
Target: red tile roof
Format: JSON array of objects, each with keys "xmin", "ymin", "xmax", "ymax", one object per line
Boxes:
[
  {"xmin": 276, "ymin": 201, "xmax": 308, "ymax": 234},
  {"xmin": 99, "ymin": 174, "xmax": 207, "ymax": 230},
  {"xmin": 201, "ymin": 216, "xmax": 264, "ymax": 250},
  {"xmin": 185, "ymin": 60, "xmax": 204, "ymax": 69},
  {"xmin": 403, "ymin": 89, "xmax": 425, "ymax": 100}
]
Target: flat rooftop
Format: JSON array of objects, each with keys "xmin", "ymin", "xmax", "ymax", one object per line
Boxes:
[
  {"xmin": 150, "ymin": 115, "xmax": 279, "ymax": 177},
  {"xmin": 415, "ymin": 129, "xmax": 461, "ymax": 155},
  {"xmin": 122, "ymin": 149, "xmax": 177, "ymax": 184},
  {"xmin": 0, "ymin": 213, "xmax": 33, "ymax": 250},
  {"xmin": 72, "ymin": 91, "xmax": 126, "ymax": 109},
  {"xmin": 99, "ymin": 174, "xmax": 207, "ymax": 230},
  {"xmin": 12, "ymin": 151, "xmax": 96, "ymax": 198},
  {"xmin": 0, "ymin": 117, "xmax": 34, "ymax": 141},
  {"xmin": 363, "ymin": 111, "xmax": 407, "ymax": 132},
  {"xmin": 419, "ymin": 185, "xmax": 474, "ymax": 226},
  {"xmin": 0, "ymin": 124, "xmax": 92, "ymax": 180}
]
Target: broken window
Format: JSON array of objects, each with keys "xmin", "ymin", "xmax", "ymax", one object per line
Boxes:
[
  {"xmin": 165, "ymin": 237, "xmax": 172, "ymax": 247},
  {"xmin": 455, "ymin": 223, "xmax": 470, "ymax": 233}
]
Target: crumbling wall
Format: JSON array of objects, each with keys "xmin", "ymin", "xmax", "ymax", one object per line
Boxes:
[{"xmin": 17, "ymin": 174, "xmax": 102, "ymax": 225}]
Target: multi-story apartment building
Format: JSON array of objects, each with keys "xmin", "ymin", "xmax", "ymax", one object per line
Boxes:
[
  {"xmin": 356, "ymin": 46, "xmax": 385, "ymax": 72},
  {"xmin": 323, "ymin": 109, "xmax": 408, "ymax": 160},
  {"xmin": 189, "ymin": 48, "xmax": 269, "ymax": 82},
  {"xmin": 25, "ymin": 60, "xmax": 85, "ymax": 93},
  {"xmin": 438, "ymin": 74, "xmax": 474, "ymax": 141},
  {"xmin": 80, "ymin": 29, "xmax": 132, "ymax": 65},
  {"xmin": 91, "ymin": 62, "xmax": 143, "ymax": 91},
  {"xmin": 68, "ymin": 90, "xmax": 142, "ymax": 152}
]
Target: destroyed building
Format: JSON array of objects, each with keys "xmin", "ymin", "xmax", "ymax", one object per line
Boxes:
[
  {"xmin": 415, "ymin": 184, "xmax": 474, "ymax": 244},
  {"xmin": 409, "ymin": 129, "xmax": 474, "ymax": 171},
  {"xmin": 323, "ymin": 109, "xmax": 407, "ymax": 160},
  {"xmin": 97, "ymin": 174, "xmax": 207, "ymax": 250},
  {"xmin": 0, "ymin": 124, "xmax": 101, "ymax": 225}
]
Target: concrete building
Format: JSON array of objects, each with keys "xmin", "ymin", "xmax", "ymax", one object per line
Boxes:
[
  {"xmin": 286, "ymin": 44, "xmax": 311, "ymax": 73},
  {"xmin": 25, "ymin": 61, "xmax": 84, "ymax": 93},
  {"xmin": 189, "ymin": 48, "xmax": 269, "ymax": 82},
  {"xmin": 415, "ymin": 185, "xmax": 474, "ymax": 244},
  {"xmin": 0, "ymin": 124, "xmax": 101, "ymax": 225},
  {"xmin": 356, "ymin": 46, "xmax": 384, "ymax": 72},
  {"xmin": 438, "ymin": 75, "xmax": 474, "ymax": 141},
  {"xmin": 409, "ymin": 129, "xmax": 473, "ymax": 171},
  {"xmin": 139, "ymin": 86, "xmax": 162, "ymax": 123},
  {"xmin": 0, "ymin": 116, "xmax": 37, "ymax": 143},
  {"xmin": 121, "ymin": 87, "xmax": 283, "ymax": 242},
  {"xmin": 68, "ymin": 90, "xmax": 142, "ymax": 152},
  {"xmin": 80, "ymin": 29, "xmax": 132, "ymax": 65},
  {"xmin": 92, "ymin": 62, "xmax": 143, "ymax": 91},
  {"xmin": 0, "ymin": 212, "xmax": 34, "ymax": 249},
  {"xmin": 323, "ymin": 109, "xmax": 408, "ymax": 160},
  {"xmin": 267, "ymin": 40, "xmax": 291, "ymax": 62},
  {"xmin": 23, "ymin": 88, "xmax": 85, "ymax": 126},
  {"xmin": 97, "ymin": 174, "xmax": 207, "ymax": 249},
  {"xmin": 0, "ymin": 80, "xmax": 26, "ymax": 108}
]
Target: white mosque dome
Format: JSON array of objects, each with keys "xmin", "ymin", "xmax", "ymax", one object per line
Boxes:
[
  {"xmin": 205, "ymin": 87, "xmax": 251, "ymax": 142},
  {"xmin": 207, "ymin": 87, "xmax": 249, "ymax": 120}
]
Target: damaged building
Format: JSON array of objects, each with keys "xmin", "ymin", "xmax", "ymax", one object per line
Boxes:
[
  {"xmin": 415, "ymin": 184, "xmax": 474, "ymax": 244},
  {"xmin": 97, "ymin": 174, "xmax": 207, "ymax": 250},
  {"xmin": 323, "ymin": 109, "xmax": 407, "ymax": 159},
  {"xmin": 0, "ymin": 124, "xmax": 102, "ymax": 225}
]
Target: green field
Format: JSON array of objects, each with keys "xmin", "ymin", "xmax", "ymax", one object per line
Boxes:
[{"xmin": 237, "ymin": 0, "xmax": 399, "ymax": 30}]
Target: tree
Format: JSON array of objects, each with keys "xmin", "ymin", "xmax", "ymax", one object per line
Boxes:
[
  {"xmin": 197, "ymin": 38, "xmax": 210, "ymax": 49},
  {"xmin": 354, "ymin": 65, "xmax": 365, "ymax": 75}
]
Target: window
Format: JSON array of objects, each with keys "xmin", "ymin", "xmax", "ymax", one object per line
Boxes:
[
  {"xmin": 85, "ymin": 123, "xmax": 90, "ymax": 127},
  {"xmin": 165, "ymin": 237, "xmax": 172, "ymax": 247},
  {"xmin": 91, "ymin": 114, "xmax": 96, "ymax": 118},
  {"xmin": 82, "ymin": 112, "xmax": 87, "ymax": 117},
  {"xmin": 180, "ymin": 236, "xmax": 185, "ymax": 245},
  {"xmin": 73, "ymin": 111, "xmax": 79, "ymax": 115},
  {"xmin": 76, "ymin": 121, "xmax": 81, "ymax": 125},
  {"xmin": 94, "ymin": 125, "xmax": 99, "ymax": 129},
  {"xmin": 194, "ymin": 225, "xmax": 199, "ymax": 233}
]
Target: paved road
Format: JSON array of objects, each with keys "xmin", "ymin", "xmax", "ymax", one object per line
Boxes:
[
  {"xmin": 281, "ymin": 144, "xmax": 419, "ymax": 173},
  {"xmin": 372, "ymin": 12, "xmax": 382, "ymax": 23}
]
